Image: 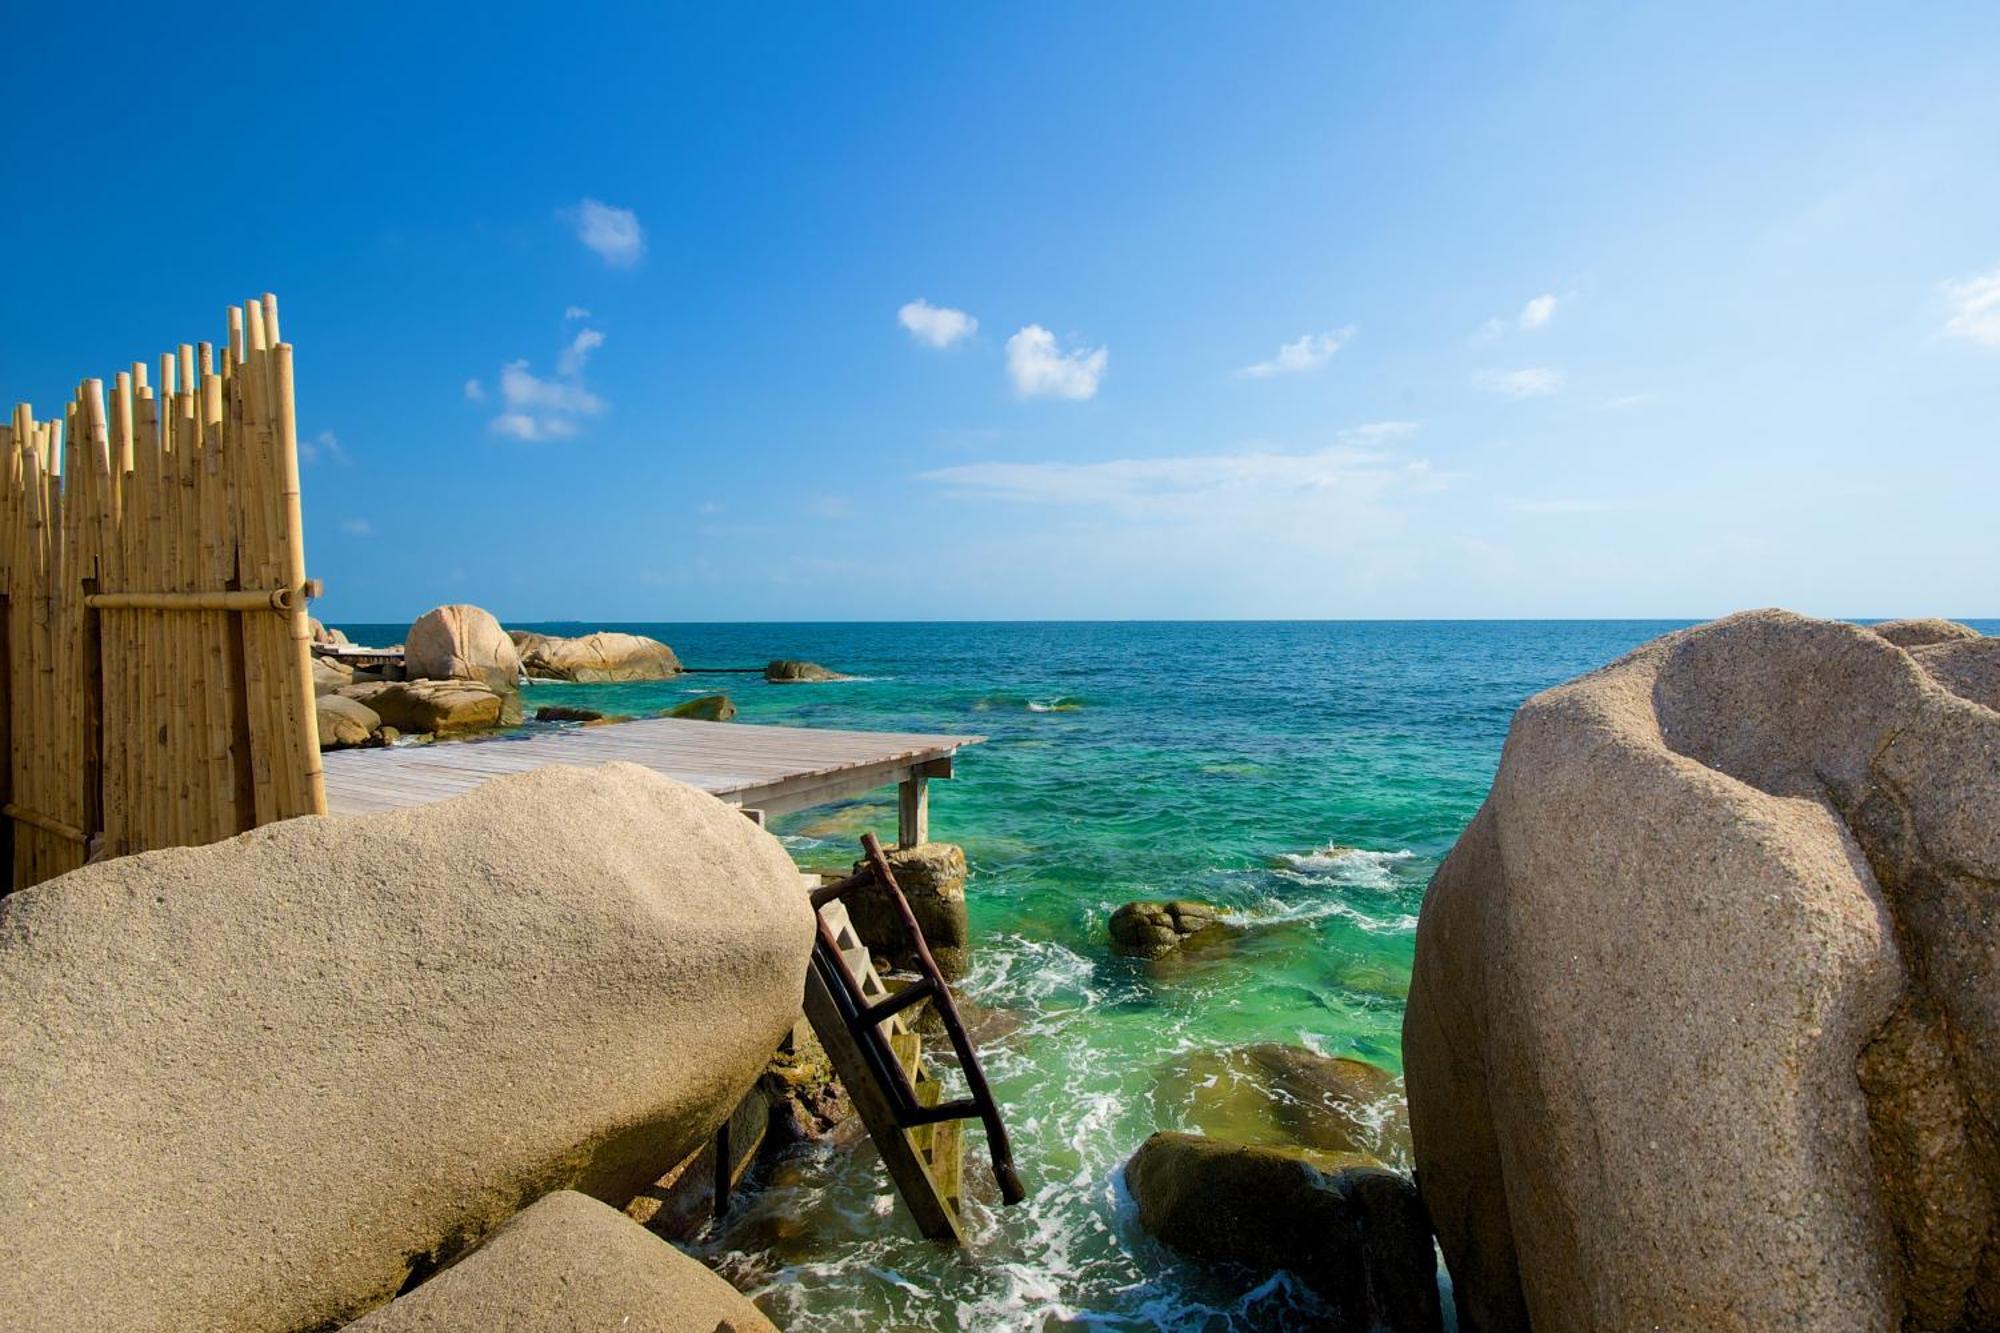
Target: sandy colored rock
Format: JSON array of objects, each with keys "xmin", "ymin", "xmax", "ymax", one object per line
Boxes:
[
  {"xmin": 316, "ymin": 692, "xmax": 381, "ymax": 749},
  {"xmin": 308, "ymin": 616, "xmax": 350, "ymax": 647},
  {"xmin": 764, "ymin": 658, "xmax": 852, "ymax": 683},
  {"xmin": 1153, "ymin": 1043, "xmax": 1409, "ymax": 1164},
  {"xmin": 405, "ymin": 604, "xmax": 522, "ymax": 694},
  {"xmin": 345, "ymin": 679, "xmax": 509, "ymax": 734},
  {"xmin": 516, "ymin": 631, "xmax": 681, "ymax": 682},
  {"xmin": 1908, "ymin": 637, "xmax": 2000, "ymax": 711},
  {"xmin": 1404, "ymin": 609, "xmax": 2000, "ymax": 1332},
  {"xmin": 846, "ymin": 841, "xmax": 972, "ymax": 979},
  {"xmin": 1125, "ymin": 1132, "xmax": 1440, "ymax": 1332},
  {"xmin": 1867, "ymin": 616, "xmax": 1983, "ymax": 648},
  {"xmin": 312, "ymin": 653, "xmax": 354, "ymax": 693},
  {"xmin": 1108, "ymin": 899, "xmax": 1238, "ymax": 959},
  {"xmin": 345, "ymin": 1191, "xmax": 775, "ymax": 1332},
  {"xmin": 0, "ymin": 763, "xmax": 814, "ymax": 1333}
]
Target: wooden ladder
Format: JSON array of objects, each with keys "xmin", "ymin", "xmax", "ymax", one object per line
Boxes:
[{"xmin": 801, "ymin": 834, "xmax": 1024, "ymax": 1244}]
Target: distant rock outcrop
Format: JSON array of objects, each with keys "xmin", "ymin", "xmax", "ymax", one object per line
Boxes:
[
  {"xmin": 0, "ymin": 763, "xmax": 814, "ymax": 1332},
  {"xmin": 345, "ymin": 1191, "xmax": 777, "ymax": 1332},
  {"xmin": 1404, "ymin": 610, "xmax": 2000, "ymax": 1331},
  {"xmin": 405, "ymin": 603, "xmax": 522, "ymax": 694},
  {"xmin": 1126, "ymin": 1132, "xmax": 1440, "ymax": 1332},
  {"xmin": 513, "ymin": 630, "xmax": 682, "ymax": 683},
  {"xmin": 764, "ymin": 658, "xmax": 852, "ymax": 683}
]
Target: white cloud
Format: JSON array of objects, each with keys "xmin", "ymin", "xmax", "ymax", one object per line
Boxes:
[
  {"xmin": 338, "ymin": 517, "xmax": 374, "ymax": 537},
  {"xmin": 1005, "ymin": 325, "xmax": 1107, "ymax": 399},
  {"xmin": 1601, "ymin": 392, "xmax": 1659, "ymax": 410},
  {"xmin": 300, "ymin": 430, "xmax": 350, "ymax": 466},
  {"xmin": 898, "ymin": 299, "xmax": 978, "ymax": 348},
  {"xmin": 480, "ymin": 329, "xmax": 609, "ymax": 441},
  {"xmin": 1942, "ymin": 266, "xmax": 2000, "ymax": 347},
  {"xmin": 1475, "ymin": 367, "xmax": 1565, "ymax": 398},
  {"xmin": 1239, "ymin": 327, "xmax": 1355, "ymax": 378},
  {"xmin": 1519, "ymin": 294, "xmax": 1557, "ymax": 330},
  {"xmin": 568, "ymin": 198, "xmax": 644, "ymax": 267},
  {"xmin": 564, "ymin": 305, "xmax": 591, "ymax": 321},
  {"xmin": 463, "ymin": 378, "xmax": 486, "ymax": 402},
  {"xmin": 557, "ymin": 327, "xmax": 605, "ymax": 377}
]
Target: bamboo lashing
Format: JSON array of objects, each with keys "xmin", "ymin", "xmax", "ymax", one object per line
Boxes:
[{"xmin": 0, "ymin": 295, "xmax": 324, "ymax": 891}]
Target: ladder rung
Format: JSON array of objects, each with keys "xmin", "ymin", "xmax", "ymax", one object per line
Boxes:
[
  {"xmin": 904, "ymin": 1096, "xmax": 979, "ymax": 1126},
  {"xmin": 860, "ymin": 976, "xmax": 933, "ymax": 1026}
]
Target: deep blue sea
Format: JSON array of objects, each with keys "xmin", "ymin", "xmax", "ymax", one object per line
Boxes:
[{"xmin": 332, "ymin": 618, "xmax": 1983, "ymax": 1330}]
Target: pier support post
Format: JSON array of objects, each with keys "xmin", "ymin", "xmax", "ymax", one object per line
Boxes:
[{"xmin": 898, "ymin": 775, "xmax": 928, "ymax": 848}]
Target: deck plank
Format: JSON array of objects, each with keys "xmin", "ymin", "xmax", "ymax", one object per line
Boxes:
[{"xmin": 321, "ymin": 716, "xmax": 983, "ymax": 816}]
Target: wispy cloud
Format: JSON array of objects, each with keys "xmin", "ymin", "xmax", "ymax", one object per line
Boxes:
[
  {"xmin": 482, "ymin": 323, "xmax": 609, "ymax": 440},
  {"xmin": 1942, "ymin": 266, "xmax": 2000, "ymax": 347},
  {"xmin": 921, "ymin": 425, "xmax": 1444, "ymax": 512},
  {"xmin": 301, "ymin": 430, "xmax": 350, "ymax": 466},
  {"xmin": 338, "ymin": 517, "xmax": 374, "ymax": 537},
  {"xmin": 1601, "ymin": 392, "xmax": 1659, "ymax": 410},
  {"xmin": 898, "ymin": 299, "xmax": 978, "ymax": 348},
  {"xmin": 1238, "ymin": 327, "xmax": 1354, "ymax": 378},
  {"xmin": 1507, "ymin": 497, "xmax": 1629, "ymax": 515},
  {"xmin": 567, "ymin": 198, "xmax": 644, "ymax": 267},
  {"xmin": 1475, "ymin": 367, "xmax": 1565, "ymax": 398},
  {"xmin": 564, "ymin": 305, "xmax": 591, "ymax": 321},
  {"xmin": 1475, "ymin": 293, "xmax": 1559, "ymax": 341},
  {"xmin": 1006, "ymin": 325, "xmax": 1107, "ymax": 399}
]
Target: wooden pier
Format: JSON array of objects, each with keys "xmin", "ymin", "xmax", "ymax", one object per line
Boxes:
[{"xmin": 321, "ymin": 715, "xmax": 982, "ymax": 845}]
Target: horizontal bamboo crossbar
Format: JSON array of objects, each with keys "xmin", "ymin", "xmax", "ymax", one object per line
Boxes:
[
  {"xmin": 3, "ymin": 803, "xmax": 88, "ymax": 845},
  {"xmin": 86, "ymin": 587, "xmax": 306, "ymax": 613}
]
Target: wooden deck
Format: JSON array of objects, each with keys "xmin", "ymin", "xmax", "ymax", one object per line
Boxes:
[{"xmin": 320, "ymin": 715, "xmax": 983, "ymax": 843}]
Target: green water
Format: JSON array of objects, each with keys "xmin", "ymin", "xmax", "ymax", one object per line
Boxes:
[{"xmin": 340, "ymin": 619, "xmax": 1689, "ymax": 1328}]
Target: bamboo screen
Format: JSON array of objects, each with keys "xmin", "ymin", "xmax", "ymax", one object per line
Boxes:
[{"xmin": 0, "ymin": 294, "xmax": 324, "ymax": 891}]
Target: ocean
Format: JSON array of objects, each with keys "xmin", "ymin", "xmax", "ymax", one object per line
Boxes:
[{"xmin": 328, "ymin": 618, "xmax": 1929, "ymax": 1329}]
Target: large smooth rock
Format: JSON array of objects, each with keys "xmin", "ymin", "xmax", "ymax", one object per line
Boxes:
[
  {"xmin": 1125, "ymin": 1132, "xmax": 1440, "ymax": 1332},
  {"xmin": 0, "ymin": 763, "xmax": 815, "ymax": 1332},
  {"xmin": 515, "ymin": 631, "xmax": 681, "ymax": 683},
  {"xmin": 346, "ymin": 1190, "xmax": 776, "ymax": 1332},
  {"xmin": 345, "ymin": 679, "xmax": 509, "ymax": 734},
  {"xmin": 406, "ymin": 604, "xmax": 522, "ymax": 694},
  {"xmin": 845, "ymin": 842, "xmax": 972, "ymax": 980},
  {"xmin": 1404, "ymin": 610, "xmax": 2000, "ymax": 1332},
  {"xmin": 1108, "ymin": 899, "xmax": 1238, "ymax": 959},
  {"xmin": 312, "ymin": 653, "xmax": 355, "ymax": 694},
  {"xmin": 316, "ymin": 692, "xmax": 382, "ymax": 749},
  {"xmin": 1153, "ymin": 1043, "xmax": 1409, "ymax": 1163}
]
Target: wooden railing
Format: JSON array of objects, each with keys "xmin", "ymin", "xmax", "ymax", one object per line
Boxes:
[{"xmin": 1, "ymin": 295, "xmax": 322, "ymax": 890}]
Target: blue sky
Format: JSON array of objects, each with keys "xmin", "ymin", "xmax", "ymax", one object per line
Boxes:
[{"xmin": 5, "ymin": 3, "xmax": 1998, "ymax": 621}]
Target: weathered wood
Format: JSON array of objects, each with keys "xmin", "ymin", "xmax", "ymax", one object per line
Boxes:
[
  {"xmin": 898, "ymin": 773, "xmax": 929, "ymax": 848},
  {"xmin": 321, "ymin": 716, "xmax": 982, "ymax": 818}
]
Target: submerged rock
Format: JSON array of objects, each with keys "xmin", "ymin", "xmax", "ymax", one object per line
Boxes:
[
  {"xmin": 345, "ymin": 1190, "xmax": 776, "ymax": 1332},
  {"xmin": 405, "ymin": 603, "xmax": 523, "ymax": 695},
  {"xmin": 845, "ymin": 842, "xmax": 972, "ymax": 979},
  {"xmin": 1154, "ymin": 1043, "xmax": 1409, "ymax": 1163},
  {"xmin": 1404, "ymin": 610, "xmax": 2000, "ymax": 1331},
  {"xmin": 0, "ymin": 763, "xmax": 814, "ymax": 1332},
  {"xmin": 764, "ymin": 658, "xmax": 852, "ymax": 683},
  {"xmin": 515, "ymin": 630, "xmax": 682, "ymax": 683},
  {"xmin": 1108, "ymin": 899, "xmax": 1239, "ymax": 960},
  {"xmin": 666, "ymin": 693, "xmax": 737, "ymax": 722},
  {"xmin": 316, "ymin": 692, "xmax": 382, "ymax": 749},
  {"xmin": 1125, "ymin": 1132, "xmax": 1440, "ymax": 1332},
  {"xmin": 536, "ymin": 703, "xmax": 607, "ymax": 723}
]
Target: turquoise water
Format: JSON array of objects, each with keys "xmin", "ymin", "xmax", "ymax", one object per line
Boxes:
[{"xmin": 336, "ymin": 620, "xmax": 1688, "ymax": 1328}]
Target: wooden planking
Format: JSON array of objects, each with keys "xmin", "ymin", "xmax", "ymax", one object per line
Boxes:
[{"xmin": 321, "ymin": 716, "xmax": 982, "ymax": 815}]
